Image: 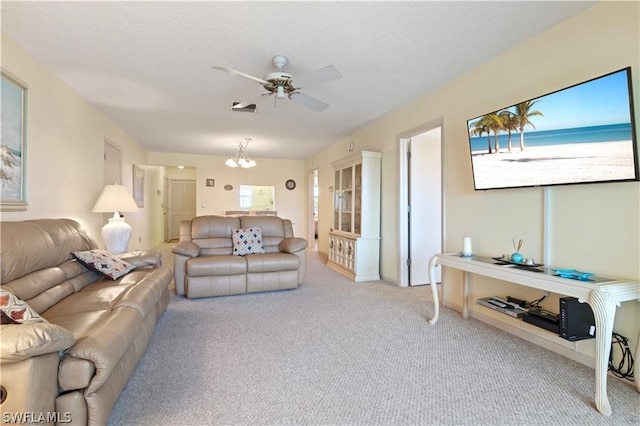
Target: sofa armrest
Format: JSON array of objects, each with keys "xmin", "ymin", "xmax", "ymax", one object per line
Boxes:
[
  {"xmin": 117, "ymin": 249, "xmax": 163, "ymax": 267},
  {"xmin": 0, "ymin": 323, "xmax": 75, "ymax": 363},
  {"xmin": 172, "ymin": 241, "xmax": 201, "ymax": 258},
  {"xmin": 278, "ymin": 237, "xmax": 308, "ymax": 254}
]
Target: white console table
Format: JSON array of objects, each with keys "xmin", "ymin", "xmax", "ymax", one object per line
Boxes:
[{"xmin": 427, "ymin": 253, "xmax": 640, "ymax": 416}]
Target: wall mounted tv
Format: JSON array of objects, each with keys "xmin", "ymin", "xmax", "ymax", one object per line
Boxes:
[{"xmin": 467, "ymin": 67, "xmax": 638, "ymax": 190}]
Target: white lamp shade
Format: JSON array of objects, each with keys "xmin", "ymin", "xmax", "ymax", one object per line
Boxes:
[{"xmin": 92, "ymin": 184, "xmax": 139, "ymax": 213}]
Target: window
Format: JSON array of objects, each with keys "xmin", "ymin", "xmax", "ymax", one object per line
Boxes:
[{"xmin": 239, "ymin": 185, "xmax": 253, "ymax": 209}]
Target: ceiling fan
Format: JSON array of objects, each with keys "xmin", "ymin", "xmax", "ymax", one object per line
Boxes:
[{"xmin": 213, "ymin": 55, "xmax": 342, "ymax": 112}]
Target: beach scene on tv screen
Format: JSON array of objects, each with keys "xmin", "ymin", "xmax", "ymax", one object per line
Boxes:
[{"xmin": 467, "ymin": 69, "xmax": 637, "ymax": 190}]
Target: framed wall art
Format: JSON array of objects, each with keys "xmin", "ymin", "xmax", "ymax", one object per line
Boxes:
[
  {"xmin": 1, "ymin": 70, "xmax": 28, "ymax": 211},
  {"xmin": 133, "ymin": 164, "xmax": 145, "ymax": 207}
]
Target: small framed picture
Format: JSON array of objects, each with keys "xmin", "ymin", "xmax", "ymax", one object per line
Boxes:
[{"xmin": 206, "ymin": 179, "xmax": 215, "ymax": 187}]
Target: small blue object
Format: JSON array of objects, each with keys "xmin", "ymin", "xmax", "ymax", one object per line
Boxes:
[
  {"xmin": 553, "ymin": 269, "xmax": 595, "ymax": 280},
  {"xmin": 511, "ymin": 253, "xmax": 524, "ymax": 263}
]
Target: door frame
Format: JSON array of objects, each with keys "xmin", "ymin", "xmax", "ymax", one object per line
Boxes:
[
  {"xmin": 397, "ymin": 117, "xmax": 445, "ymax": 287},
  {"xmin": 103, "ymin": 138, "xmax": 122, "ymax": 185},
  {"xmin": 168, "ymin": 178, "xmax": 196, "ymax": 240},
  {"xmin": 307, "ymin": 168, "xmax": 319, "ymax": 248}
]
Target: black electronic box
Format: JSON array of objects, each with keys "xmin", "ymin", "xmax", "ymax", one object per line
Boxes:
[
  {"xmin": 559, "ymin": 297, "xmax": 595, "ymax": 341},
  {"xmin": 522, "ymin": 308, "xmax": 559, "ymax": 334}
]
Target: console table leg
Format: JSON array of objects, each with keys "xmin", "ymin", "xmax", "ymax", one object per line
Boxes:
[
  {"xmin": 427, "ymin": 255, "xmax": 440, "ymax": 324},
  {"xmin": 588, "ymin": 290, "xmax": 616, "ymax": 416},
  {"xmin": 462, "ymin": 271, "xmax": 470, "ymax": 319}
]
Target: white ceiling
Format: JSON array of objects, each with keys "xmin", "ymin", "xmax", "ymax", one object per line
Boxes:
[{"xmin": 1, "ymin": 1, "xmax": 596, "ymax": 160}]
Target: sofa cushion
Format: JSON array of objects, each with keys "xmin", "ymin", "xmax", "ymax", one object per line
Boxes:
[
  {"xmin": 279, "ymin": 237, "xmax": 308, "ymax": 254},
  {"xmin": 239, "ymin": 216, "xmax": 284, "ymax": 248},
  {"xmin": 72, "ymin": 250, "xmax": 136, "ymax": 280},
  {"xmin": 1, "ymin": 219, "xmax": 97, "ymax": 284},
  {"xmin": 0, "ymin": 322, "xmax": 75, "ymax": 363},
  {"xmin": 232, "ymin": 228, "xmax": 265, "ymax": 256},
  {"xmin": 0, "ymin": 289, "xmax": 48, "ymax": 324},
  {"xmin": 172, "ymin": 241, "xmax": 202, "ymax": 258},
  {"xmin": 245, "ymin": 252, "xmax": 299, "ymax": 273},
  {"xmin": 186, "ymin": 255, "xmax": 247, "ymax": 277}
]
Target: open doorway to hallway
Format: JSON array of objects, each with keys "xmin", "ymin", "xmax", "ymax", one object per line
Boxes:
[
  {"xmin": 308, "ymin": 169, "xmax": 319, "ymax": 251},
  {"xmin": 164, "ymin": 166, "xmax": 196, "ymax": 242},
  {"xmin": 399, "ymin": 123, "xmax": 443, "ymax": 286}
]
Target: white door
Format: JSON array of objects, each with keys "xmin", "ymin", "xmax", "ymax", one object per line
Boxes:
[
  {"xmin": 399, "ymin": 124, "xmax": 443, "ymax": 286},
  {"xmin": 408, "ymin": 129, "xmax": 442, "ymax": 285},
  {"xmin": 307, "ymin": 169, "xmax": 319, "ymax": 250},
  {"xmin": 169, "ymin": 180, "xmax": 196, "ymax": 240},
  {"xmin": 103, "ymin": 139, "xmax": 121, "ymax": 185},
  {"xmin": 163, "ymin": 176, "xmax": 170, "ymax": 241},
  {"xmin": 102, "ymin": 140, "xmax": 122, "ymax": 227}
]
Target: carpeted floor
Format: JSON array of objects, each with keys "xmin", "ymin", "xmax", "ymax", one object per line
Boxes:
[{"xmin": 108, "ymin": 247, "xmax": 640, "ymax": 425}]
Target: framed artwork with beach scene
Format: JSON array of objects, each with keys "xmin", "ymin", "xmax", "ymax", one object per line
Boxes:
[
  {"xmin": 1, "ymin": 70, "xmax": 28, "ymax": 210},
  {"xmin": 467, "ymin": 67, "xmax": 638, "ymax": 190}
]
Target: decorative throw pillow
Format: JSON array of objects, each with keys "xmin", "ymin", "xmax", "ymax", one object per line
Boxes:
[
  {"xmin": 0, "ymin": 289, "xmax": 48, "ymax": 325},
  {"xmin": 72, "ymin": 249, "xmax": 136, "ymax": 280},
  {"xmin": 232, "ymin": 227, "xmax": 265, "ymax": 256}
]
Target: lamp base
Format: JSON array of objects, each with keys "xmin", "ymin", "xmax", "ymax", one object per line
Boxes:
[{"xmin": 102, "ymin": 216, "xmax": 132, "ymax": 254}]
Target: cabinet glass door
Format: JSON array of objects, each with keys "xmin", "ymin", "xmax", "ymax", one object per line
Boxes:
[
  {"xmin": 334, "ymin": 170, "xmax": 341, "ymax": 230},
  {"xmin": 340, "ymin": 166, "xmax": 353, "ymax": 232},
  {"xmin": 354, "ymin": 164, "xmax": 362, "ymax": 234}
]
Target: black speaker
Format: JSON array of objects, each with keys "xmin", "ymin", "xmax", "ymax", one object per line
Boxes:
[{"xmin": 559, "ymin": 297, "xmax": 595, "ymax": 341}]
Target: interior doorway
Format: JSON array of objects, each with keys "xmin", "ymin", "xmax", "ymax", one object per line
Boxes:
[
  {"xmin": 168, "ymin": 179, "xmax": 196, "ymax": 240},
  {"xmin": 103, "ymin": 139, "xmax": 122, "ymax": 185},
  {"xmin": 398, "ymin": 122, "xmax": 443, "ymax": 286},
  {"xmin": 307, "ymin": 169, "xmax": 319, "ymax": 251}
]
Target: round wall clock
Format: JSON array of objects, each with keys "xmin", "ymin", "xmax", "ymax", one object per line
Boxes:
[{"xmin": 285, "ymin": 179, "xmax": 296, "ymax": 190}]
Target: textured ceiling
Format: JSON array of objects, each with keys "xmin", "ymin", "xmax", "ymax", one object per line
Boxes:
[{"xmin": 1, "ymin": 1, "xmax": 596, "ymax": 160}]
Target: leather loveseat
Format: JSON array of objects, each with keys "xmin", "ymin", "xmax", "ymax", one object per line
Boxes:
[
  {"xmin": 0, "ymin": 218, "xmax": 172, "ymax": 425},
  {"xmin": 172, "ymin": 215, "xmax": 308, "ymax": 298}
]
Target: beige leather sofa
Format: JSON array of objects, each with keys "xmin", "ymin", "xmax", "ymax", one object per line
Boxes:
[
  {"xmin": 172, "ymin": 215, "xmax": 307, "ymax": 298},
  {"xmin": 0, "ymin": 219, "xmax": 172, "ymax": 425}
]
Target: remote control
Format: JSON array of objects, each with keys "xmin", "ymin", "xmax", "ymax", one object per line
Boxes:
[{"xmin": 488, "ymin": 298, "xmax": 508, "ymax": 308}]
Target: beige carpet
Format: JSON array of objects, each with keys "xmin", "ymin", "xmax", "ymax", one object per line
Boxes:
[{"xmin": 108, "ymin": 248, "xmax": 640, "ymax": 425}]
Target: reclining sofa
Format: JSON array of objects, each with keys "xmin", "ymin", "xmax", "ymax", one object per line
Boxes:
[
  {"xmin": 172, "ymin": 215, "xmax": 308, "ymax": 298},
  {"xmin": 0, "ymin": 218, "xmax": 172, "ymax": 425}
]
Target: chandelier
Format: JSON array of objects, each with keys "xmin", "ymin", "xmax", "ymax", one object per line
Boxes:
[{"xmin": 225, "ymin": 138, "xmax": 257, "ymax": 168}]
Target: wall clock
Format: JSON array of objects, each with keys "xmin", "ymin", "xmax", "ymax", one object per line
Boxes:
[{"xmin": 285, "ymin": 179, "xmax": 296, "ymax": 190}]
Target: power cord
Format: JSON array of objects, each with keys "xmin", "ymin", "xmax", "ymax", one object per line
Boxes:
[
  {"xmin": 609, "ymin": 332, "xmax": 634, "ymax": 380},
  {"xmin": 507, "ymin": 294, "xmax": 546, "ymax": 310},
  {"xmin": 508, "ymin": 294, "xmax": 634, "ymax": 380}
]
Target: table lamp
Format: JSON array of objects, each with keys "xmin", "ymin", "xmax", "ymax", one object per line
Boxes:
[{"xmin": 92, "ymin": 184, "xmax": 139, "ymax": 253}]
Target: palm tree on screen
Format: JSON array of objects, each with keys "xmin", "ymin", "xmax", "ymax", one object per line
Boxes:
[
  {"xmin": 470, "ymin": 119, "xmax": 491, "ymax": 153},
  {"xmin": 514, "ymin": 100, "xmax": 544, "ymax": 151},
  {"xmin": 483, "ymin": 112, "xmax": 503, "ymax": 153},
  {"xmin": 499, "ymin": 110, "xmax": 518, "ymax": 152}
]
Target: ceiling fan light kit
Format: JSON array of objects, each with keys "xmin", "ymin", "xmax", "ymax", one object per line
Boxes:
[{"xmin": 213, "ymin": 55, "xmax": 342, "ymax": 112}]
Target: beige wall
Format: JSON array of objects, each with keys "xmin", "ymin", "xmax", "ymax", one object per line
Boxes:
[
  {"xmin": 148, "ymin": 152, "xmax": 306, "ymax": 236},
  {"xmin": 308, "ymin": 2, "xmax": 640, "ymax": 355},
  {"xmin": 0, "ymin": 33, "xmax": 156, "ymax": 250}
]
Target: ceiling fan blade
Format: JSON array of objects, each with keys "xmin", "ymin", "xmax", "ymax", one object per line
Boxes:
[
  {"xmin": 212, "ymin": 65, "xmax": 270, "ymax": 85},
  {"xmin": 232, "ymin": 93, "xmax": 272, "ymax": 109},
  {"xmin": 289, "ymin": 92, "xmax": 330, "ymax": 112},
  {"xmin": 293, "ymin": 65, "xmax": 343, "ymax": 89}
]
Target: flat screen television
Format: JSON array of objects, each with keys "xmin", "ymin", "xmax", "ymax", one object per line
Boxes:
[{"xmin": 466, "ymin": 67, "xmax": 639, "ymax": 190}]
